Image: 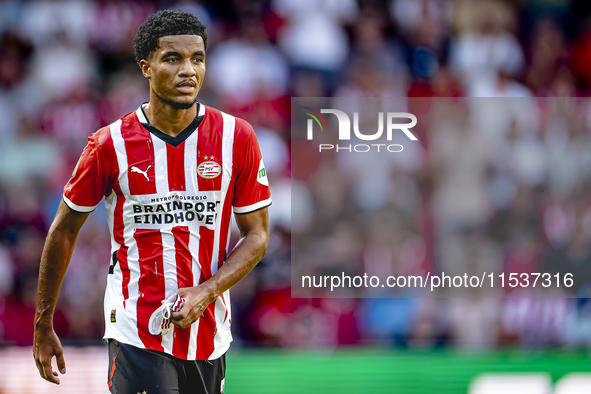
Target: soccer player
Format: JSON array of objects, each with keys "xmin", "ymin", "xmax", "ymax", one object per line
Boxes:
[{"xmin": 33, "ymin": 10, "xmax": 271, "ymax": 394}]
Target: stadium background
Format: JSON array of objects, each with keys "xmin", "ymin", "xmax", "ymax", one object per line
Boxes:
[{"xmin": 1, "ymin": 0, "xmax": 591, "ymax": 392}]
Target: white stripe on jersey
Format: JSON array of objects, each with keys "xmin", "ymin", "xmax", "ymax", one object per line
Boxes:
[
  {"xmin": 136, "ymin": 106, "xmax": 147, "ymax": 123},
  {"xmin": 63, "ymin": 195, "xmax": 99, "ymax": 212},
  {"xmin": 211, "ymin": 112, "xmax": 235, "ymax": 275},
  {"xmin": 187, "ymin": 229, "xmax": 201, "ymax": 359},
  {"xmin": 160, "ymin": 230, "xmax": 177, "ymax": 354},
  {"xmin": 103, "ymin": 191, "xmax": 119, "ymax": 340},
  {"xmin": 110, "ymin": 120, "xmax": 129, "ymax": 196},
  {"xmin": 234, "ymin": 197, "xmax": 273, "ymax": 214},
  {"xmin": 205, "ymin": 113, "xmax": 235, "ymax": 358},
  {"xmin": 105, "ymin": 190, "xmax": 117, "ymax": 251},
  {"xmin": 184, "ymin": 124, "xmax": 199, "ymax": 201},
  {"xmin": 109, "ymin": 120, "xmax": 143, "ymax": 347},
  {"xmin": 185, "ymin": 119, "xmax": 202, "ymax": 360},
  {"xmin": 210, "ymin": 289, "xmax": 232, "ymax": 359},
  {"xmin": 150, "ymin": 134, "xmax": 170, "ymax": 195}
]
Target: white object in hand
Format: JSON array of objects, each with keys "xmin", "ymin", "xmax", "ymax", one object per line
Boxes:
[{"xmin": 148, "ymin": 293, "xmax": 185, "ymax": 335}]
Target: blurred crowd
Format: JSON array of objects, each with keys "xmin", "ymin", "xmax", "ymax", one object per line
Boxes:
[
  {"xmin": 2, "ymin": 0, "xmax": 591, "ymax": 352},
  {"xmin": 292, "ymin": 96, "xmax": 591, "ymax": 351}
]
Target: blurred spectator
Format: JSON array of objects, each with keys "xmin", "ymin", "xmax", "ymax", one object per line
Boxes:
[
  {"xmin": 0, "ymin": 32, "xmax": 33, "ymax": 141},
  {"xmin": 449, "ymin": 298, "xmax": 501, "ymax": 349},
  {"xmin": 450, "ymin": 0, "xmax": 527, "ymax": 96},
  {"xmin": 208, "ymin": 12, "xmax": 288, "ymax": 106},
  {"xmin": 87, "ymin": 0, "xmax": 156, "ymax": 53},
  {"xmin": 0, "ymin": 117, "xmax": 62, "ymax": 187},
  {"xmin": 502, "ymin": 298, "xmax": 570, "ymax": 347},
  {"xmin": 273, "ymin": 0, "xmax": 358, "ymax": 93},
  {"xmin": 571, "ymin": 16, "xmax": 591, "ymax": 93},
  {"xmin": 20, "ymin": 0, "xmax": 92, "ymax": 47},
  {"xmin": 390, "ymin": 0, "xmax": 449, "ymax": 42},
  {"xmin": 359, "ymin": 298, "xmax": 422, "ymax": 347},
  {"xmin": 525, "ymin": 18, "xmax": 570, "ymax": 96},
  {"xmin": 336, "ymin": 10, "xmax": 408, "ymax": 97},
  {"xmin": 29, "ymin": 33, "xmax": 97, "ymax": 102}
]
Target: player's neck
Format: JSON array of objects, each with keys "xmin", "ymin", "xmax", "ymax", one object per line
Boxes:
[{"xmin": 144, "ymin": 99, "xmax": 197, "ymax": 138}]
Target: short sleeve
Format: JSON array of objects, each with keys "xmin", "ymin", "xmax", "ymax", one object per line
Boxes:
[
  {"xmin": 232, "ymin": 120, "xmax": 272, "ymax": 214},
  {"xmin": 63, "ymin": 133, "xmax": 109, "ymax": 213}
]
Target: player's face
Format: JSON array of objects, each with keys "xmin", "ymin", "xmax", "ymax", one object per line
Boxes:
[{"xmin": 143, "ymin": 35, "xmax": 206, "ymax": 110}]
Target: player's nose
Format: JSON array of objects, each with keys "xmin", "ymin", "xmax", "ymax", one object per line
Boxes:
[{"xmin": 178, "ymin": 58, "xmax": 196, "ymax": 77}]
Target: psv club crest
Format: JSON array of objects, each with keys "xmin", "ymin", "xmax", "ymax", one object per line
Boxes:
[{"xmin": 197, "ymin": 160, "xmax": 222, "ymax": 179}]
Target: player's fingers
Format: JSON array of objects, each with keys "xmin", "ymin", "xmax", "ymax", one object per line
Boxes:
[
  {"xmin": 170, "ymin": 313, "xmax": 186, "ymax": 328},
  {"xmin": 170, "ymin": 302, "xmax": 190, "ymax": 320},
  {"xmin": 170, "ymin": 312, "xmax": 191, "ymax": 329},
  {"xmin": 171, "ymin": 320, "xmax": 190, "ymax": 330},
  {"xmin": 34, "ymin": 357, "xmax": 46, "ymax": 380},
  {"xmin": 40, "ymin": 358, "xmax": 60, "ymax": 384},
  {"xmin": 33, "ymin": 347, "xmax": 43, "ymax": 374},
  {"xmin": 55, "ymin": 348, "xmax": 66, "ymax": 374},
  {"xmin": 172, "ymin": 305, "xmax": 204, "ymax": 329},
  {"xmin": 35, "ymin": 351, "xmax": 49, "ymax": 378}
]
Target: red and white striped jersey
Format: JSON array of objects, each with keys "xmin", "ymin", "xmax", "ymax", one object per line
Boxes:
[{"xmin": 63, "ymin": 103, "xmax": 271, "ymax": 360}]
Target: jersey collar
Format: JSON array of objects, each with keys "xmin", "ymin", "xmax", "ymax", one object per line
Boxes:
[{"xmin": 136, "ymin": 102, "xmax": 205, "ymax": 147}]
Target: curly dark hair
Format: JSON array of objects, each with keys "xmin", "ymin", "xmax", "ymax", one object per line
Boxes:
[{"xmin": 134, "ymin": 10, "xmax": 208, "ymax": 65}]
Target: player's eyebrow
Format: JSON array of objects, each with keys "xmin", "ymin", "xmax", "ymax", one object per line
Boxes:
[
  {"xmin": 161, "ymin": 51, "xmax": 182, "ymax": 58},
  {"xmin": 161, "ymin": 50, "xmax": 205, "ymax": 58}
]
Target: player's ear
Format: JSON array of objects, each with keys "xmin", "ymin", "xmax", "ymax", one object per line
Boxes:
[{"xmin": 139, "ymin": 59, "xmax": 151, "ymax": 79}]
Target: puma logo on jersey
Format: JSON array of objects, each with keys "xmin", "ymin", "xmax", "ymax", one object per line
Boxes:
[{"xmin": 131, "ymin": 165, "xmax": 152, "ymax": 181}]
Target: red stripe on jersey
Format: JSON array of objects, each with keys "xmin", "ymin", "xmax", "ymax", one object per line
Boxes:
[
  {"xmin": 167, "ymin": 143, "xmax": 186, "ymax": 192},
  {"xmin": 172, "ymin": 226, "xmax": 192, "ymax": 359},
  {"xmin": 117, "ymin": 246, "xmax": 129, "ymax": 306},
  {"xmin": 196, "ymin": 110, "xmax": 223, "ymax": 191},
  {"xmin": 112, "ymin": 186, "xmax": 125, "ymax": 245},
  {"xmin": 134, "ymin": 229, "xmax": 165, "ymax": 352},
  {"xmin": 97, "ymin": 129, "xmax": 123, "ymax": 242},
  {"xmin": 198, "ymin": 227, "xmax": 214, "ymax": 281},
  {"xmin": 196, "ymin": 303, "xmax": 216, "ymax": 359},
  {"xmin": 193, "ymin": 108, "xmax": 225, "ymax": 359},
  {"xmin": 112, "ymin": 186, "xmax": 130, "ymax": 306},
  {"xmin": 122, "ymin": 119, "xmax": 157, "ymax": 195},
  {"xmin": 231, "ymin": 117, "xmax": 272, "ymax": 209},
  {"xmin": 220, "ymin": 293, "xmax": 228, "ymax": 322},
  {"xmin": 96, "ymin": 126, "xmax": 118, "ymax": 198}
]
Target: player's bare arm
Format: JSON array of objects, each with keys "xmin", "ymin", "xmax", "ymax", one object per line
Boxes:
[
  {"xmin": 33, "ymin": 201, "xmax": 89, "ymax": 384},
  {"xmin": 171, "ymin": 207, "xmax": 269, "ymax": 329}
]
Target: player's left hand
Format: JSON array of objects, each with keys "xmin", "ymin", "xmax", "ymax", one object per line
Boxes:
[{"xmin": 169, "ymin": 286, "xmax": 216, "ymax": 329}]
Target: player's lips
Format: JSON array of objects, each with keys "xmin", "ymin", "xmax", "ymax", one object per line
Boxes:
[{"xmin": 176, "ymin": 80, "xmax": 196, "ymax": 94}]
